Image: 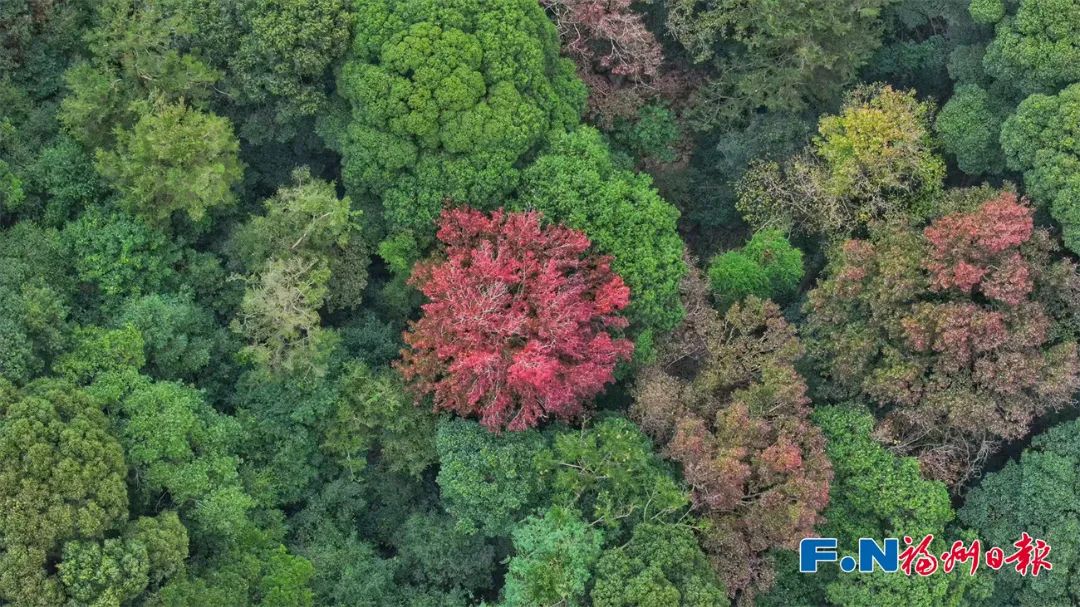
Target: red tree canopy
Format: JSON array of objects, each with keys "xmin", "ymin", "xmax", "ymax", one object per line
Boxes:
[
  {"xmin": 633, "ymin": 267, "xmax": 831, "ymax": 602},
  {"xmin": 805, "ymin": 192, "xmax": 1080, "ymax": 485},
  {"xmin": 398, "ymin": 208, "xmax": 633, "ymax": 431}
]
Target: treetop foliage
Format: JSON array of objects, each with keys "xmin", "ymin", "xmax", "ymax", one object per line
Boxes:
[
  {"xmin": 634, "ymin": 272, "xmax": 832, "ymax": 602},
  {"xmin": 326, "ymin": 0, "xmax": 586, "ymax": 254},
  {"xmin": 806, "ymin": 191, "xmax": 1080, "ymax": 485},
  {"xmin": 515, "ymin": 125, "xmax": 687, "ymax": 361},
  {"xmin": 5, "ymin": 0, "xmax": 1080, "ymax": 605},
  {"xmin": 400, "ymin": 207, "xmax": 633, "ymax": 431},
  {"xmin": 738, "ymin": 85, "xmax": 945, "ymax": 238}
]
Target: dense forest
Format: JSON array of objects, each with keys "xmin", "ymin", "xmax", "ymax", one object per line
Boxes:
[{"xmin": 1, "ymin": 0, "xmax": 1079, "ymax": 605}]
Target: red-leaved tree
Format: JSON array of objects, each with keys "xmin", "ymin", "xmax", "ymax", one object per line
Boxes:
[
  {"xmin": 632, "ymin": 264, "xmax": 831, "ymax": 604},
  {"xmin": 398, "ymin": 207, "xmax": 633, "ymax": 431},
  {"xmin": 805, "ymin": 191, "xmax": 1080, "ymax": 486}
]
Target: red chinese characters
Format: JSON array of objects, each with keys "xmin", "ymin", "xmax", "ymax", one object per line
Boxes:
[
  {"xmin": 900, "ymin": 535, "xmax": 939, "ymax": 576},
  {"xmin": 1003, "ymin": 532, "xmax": 1053, "ymax": 576},
  {"xmin": 941, "ymin": 539, "xmax": 981, "ymax": 575},
  {"xmin": 896, "ymin": 534, "xmax": 1051, "ymax": 576}
]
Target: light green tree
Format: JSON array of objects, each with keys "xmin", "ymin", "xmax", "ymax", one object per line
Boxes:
[
  {"xmin": 591, "ymin": 523, "xmax": 728, "ymax": 607},
  {"xmin": 501, "ymin": 506, "xmax": 602, "ymax": 607},
  {"xmin": 708, "ymin": 229, "xmax": 803, "ymax": 310},
  {"xmin": 738, "ymin": 86, "xmax": 944, "ymax": 237},
  {"xmin": 96, "ymin": 99, "xmax": 244, "ymax": 226},
  {"xmin": 435, "ymin": 418, "xmax": 547, "ymax": 536},
  {"xmin": 0, "ymin": 379, "xmax": 129, "ymax": 605}
]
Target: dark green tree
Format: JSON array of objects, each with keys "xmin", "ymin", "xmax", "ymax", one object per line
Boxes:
[
  {"xmin": 62, "ymin": 208, "xmax": 181, "ymax": 302},
  {"xmin": 323, "ymin": 362, "xmax": 437, "ymax": 478},
  {"xmin": 935, "ymin": 83, "xmax": 1009, "ymax": 175},
  {"xmin": 117, "ymin": 293, "xmax": 227, "ymax": 381},
  {"xmin": 666, "ymin": 0, "xmax": 894, "ymax": 128},
  {"xmin": 960, "ymin": 416, "xmax": 1080, "ymax": 606}
]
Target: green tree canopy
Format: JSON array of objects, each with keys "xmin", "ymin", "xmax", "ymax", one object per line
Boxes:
[
  {"xmin": 960, "ymin": 416, "xmax": 1080, "ymax": 606},
  {"xmin": 59, "ymin": 0, "xmax": 219, "ymax": 150},
  {"xmin": 591, "ymin": 523, "xmax": 729, "ymax": 607},
  {"xmin": 116, "ymin": 293, "xmax": 229, "ymax": 381},
  {"xmin": 324, "ymin": 0, "xmax": 585, "ymax": 256},
  {"xmin": 435, "ymin": 417, "xmax": 546, "ymax": 537},
  {"xmin": 231, "ymin": 256, "xmax": 337, "ymax": 376},
  {"xmin": 980, "ymin": 0, "xmax": 1080, "ymax": 95},
  {"xmin": 666, "ymin": 0, "xmax": 893, "ymax": 127},
  {"xmin": 935, "ymin": 83, "xmax": 1009, "ymax": 176},
  {"xmin": 323, "ymin": 362, "xmax": 438, "ymax": 478},
  {"xmin": 96, "ymin": 98, "xmax": 244, "ymax": 227},
  {"xmin": 501, "ymin": 506, "xmax": 602, "ymax": 607},
  {"xmin": 757, "ymin": 404, "xmax": 987, "ymax": 607},
  {"xmin": 90, "ymin": 372, "xmax": 253, "ymax": 540},
  {"xmin": 738, "ymin": 86, "xmax": 945, "ymax": 238},
  {"xmin": 539, "ymin": 416, "xmax": 689, "ymax": 540},
  {"xmin": 1000, "ymin": 82, "xmax": 1080, "ymax": 254},
  {"xmin": 707, "ymin": 229, "xmax": 804, "ymax": 310},
  {"xmin": 62, "ymin": 207, "xmax": 180, "ymax": 303},
  {"xmin": 230, "ymin": 167, "xmax": 368, "ymax": 313},
  {"xmin": 196, "ymin": 0, "xmax": 356, "ymax": 141},
  {"xmin": 0, "ymin": 379, "xmax": 128, "ymax": 605}
]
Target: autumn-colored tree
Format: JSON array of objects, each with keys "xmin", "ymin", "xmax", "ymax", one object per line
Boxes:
[
  {"xmin": 399, "ymin": 208, "xmax": 632, "ymax": 430},
  {"xmin": 759, "ymin": 405, "xmax": 991, "ymax": 607},
  {"xmin": 632, "ymin": 268, "xmax": 831, "ymax": 604},
  {"xmin": 804, "ymin": 192, "xmax": 1080, "ymax": 485},
  {"xmin": 540, "ymin": 0, "xmax": 681, "ymax": 124},
  {"xmin": 543, "ymin": 0, "xmax": 660, "ymax": 85}
]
